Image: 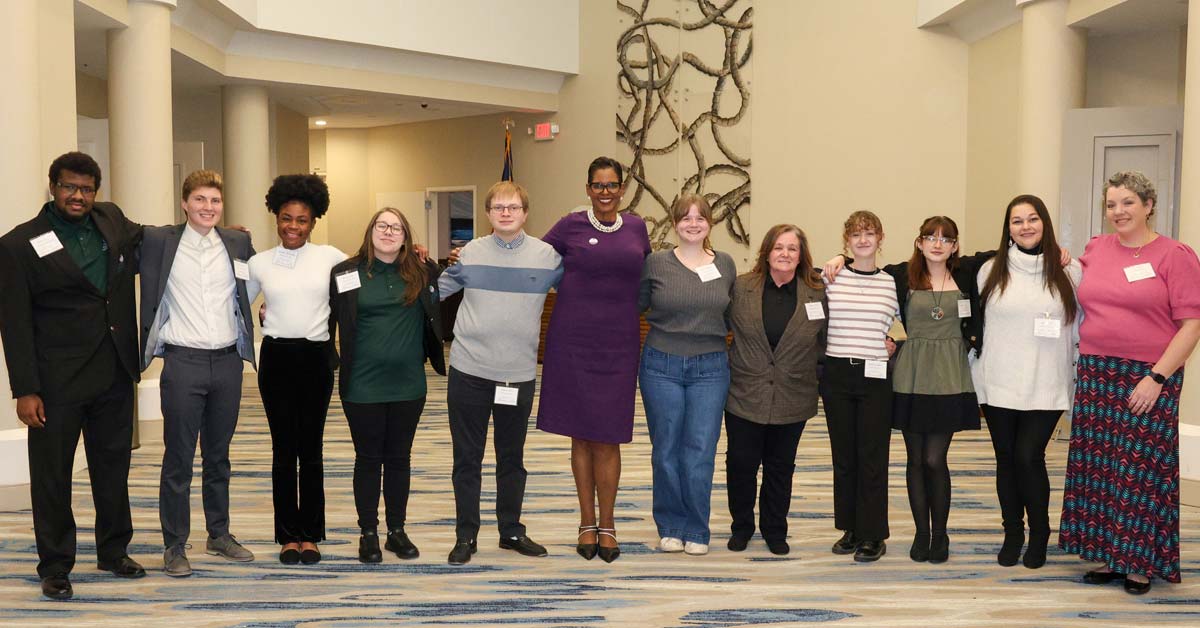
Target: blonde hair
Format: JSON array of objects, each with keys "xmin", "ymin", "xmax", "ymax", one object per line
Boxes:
[
  {"xmin": 485, "ymin": 181, "xmax": 530, "ymax": 212},
  {"xmin": 182, "ymin": 169, "xmax": 223, "ymax": 200},
  {"xmin": 841, "ymin": 210, "xmax": 884, "ymax": 255},
  {"xmin": 1102, "ymin": 171, "xmax": 1157, "ymax": 217}
]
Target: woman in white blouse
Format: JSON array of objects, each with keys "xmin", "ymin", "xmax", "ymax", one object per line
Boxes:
[
  {"xmin": 972, "ymin": 194, "xmax": 1079, "ymax": 570},
  {"xmin": 247, "ymin": 174, "xmax": 347, "ymax": 565}
]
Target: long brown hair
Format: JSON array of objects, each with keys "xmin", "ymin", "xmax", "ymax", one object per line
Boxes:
[
  {"xmin": 351, "ymin": 207, "xmax": 426, "ymax": 305},
  {"xmin": 752, "ymin": 224, "xmax": 823, "ymax": 290},
  {"xmin": 981, "ymin": 195, "xmax": 1078, "ymax": 322},
  {"xmin": 907, "ymin": 216, "xmax": 961, "ymax": 290},
  {"xmin": 671, "ymin": 193, "xmax": 714, "ymax": 254}
]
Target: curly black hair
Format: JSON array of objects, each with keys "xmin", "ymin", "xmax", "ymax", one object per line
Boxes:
[
  {"xmin": 264, "ymin": 174, "xmax": 330, "ymax": 218},
  {"xmin": 49, "ymin": 152, "xmax": 102, "ymax": 190}
]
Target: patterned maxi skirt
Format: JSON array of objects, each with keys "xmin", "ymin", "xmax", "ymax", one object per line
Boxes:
[{"xmin": 1058, "ymin": 354, "xmax": 1183, "ymax": 582}]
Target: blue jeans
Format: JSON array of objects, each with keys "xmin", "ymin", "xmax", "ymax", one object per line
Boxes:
[{"xmin": 638, "ymin": 345, "xmax": 730, "ymax": 544}]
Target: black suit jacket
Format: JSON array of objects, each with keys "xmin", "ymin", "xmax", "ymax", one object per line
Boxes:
[
  {"xmin": 329, "ymin": 258, "xmax": 446, "ymax": 395},
  {"xmin": 0, "ymin": 202, "xmax": 142, "ymax": 404}
]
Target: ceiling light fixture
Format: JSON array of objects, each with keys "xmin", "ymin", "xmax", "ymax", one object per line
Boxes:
[{"xmin": 314, "ymin": 119, "xmax": 328, "ymax": 126}]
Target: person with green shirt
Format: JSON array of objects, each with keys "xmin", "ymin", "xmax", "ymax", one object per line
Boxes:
[{"xmin": 328, "ymin": 207, "xmax": 445, "ymax": 563}]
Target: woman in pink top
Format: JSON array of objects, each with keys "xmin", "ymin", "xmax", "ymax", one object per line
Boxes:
[{"xmin": 1059, "ymin": 171, "xmax": 1200, "ymax": 595}]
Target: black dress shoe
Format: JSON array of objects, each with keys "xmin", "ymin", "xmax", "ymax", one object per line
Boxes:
[
  {"xmin": 854, "ymin": 540, "xmax": 886, "ymax": 563},
  {"xmin": 98, "ymin": 555, "xmax": 146, "ymax": 578},
  {"xmin": 597, "ymin": 528, "xmax": 620, "ymax": 563},
  {"xmin": 910, "ymin": 533, "xmax": 930, "ymax": 562},
  {"xmin": 577, "ymin": 525, "xmax": 598, "ymax": 560},
  {"xmin": 499, "ymin": 535, "xmax": 548, "ymax": 557},
  {"xmin": 765, "ymin": 539, "xmax": 790, "ymax": 556},
  {"xmin": 928, "ymin": 533, "xmax": 950, "ymax": 564},
  {"xmin": 1083, "ymin": 569, "xmax": 1125, "ymax": 585},
  {"xmin": 385, "ymin": 529, "xmax": 420, "ymax": 560},
  {"xmin": 359, "ymin": 532, "xmax": 382, "ymax": 564},
  {"xmin": 41, "ymin": 573, "xmax": 72, "ymax": 600},
  {"xmin": 727, "ymin": 534, "xmax": 751, "ymax": 552},
  {"xmin": 279, "ymin": 548, "xmax": 301, "ymax": 565},
  {"xmin": 448, "ymin": 539, "xmax": 477, "ymax": 565},
  {"xmin": 831, "ymin": 530, "xmax": 858, "ymax": 555},
  {"xmin": 1124, "ymin": 576, "xmax": 1152, "ymax": 595},
  {"xmin": 300, "ymin": 547, "xmax": 321, "ymax": 565}
]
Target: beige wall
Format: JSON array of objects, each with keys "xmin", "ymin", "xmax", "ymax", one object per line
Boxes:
[
  {"xmin": 76, "ymin": 72, "xmax": 109, "ymax": 119},
  {"xmin": 324, "ymin": 128, "xmax": 370, "ymax": 254},
  {"xmin": 272, "ymin": 103, "xmax": 309, "ymax": 178},
  {"xmin": 1086, "ymin": 28, "xmax": 1185, "ymax": 108},
  {"xmin": 172, "ymin": 87, "xmax": 224, "ymax": 175},
  {"xmin": 965, "ymin": 22, "xmax": 1023, "ymax": 256}
]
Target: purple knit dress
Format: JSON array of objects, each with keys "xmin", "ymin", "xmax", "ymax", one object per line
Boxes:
[{"xmin": 536, "ymin": 210, "xmax": 651, "ymax": 444}]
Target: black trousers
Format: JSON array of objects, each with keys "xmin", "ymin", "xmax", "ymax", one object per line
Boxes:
[
  {"xmin": 447, "ymin": 367, "xmax": 535, "ymax": 541},
  {"xmin": 259, "ymin": 337, "xmax": 334, "ymax": 544},
  {"xmin": 982, "ymin": 405, "xmax": 1062, "ymax": 535},
  {"xmin": 29, "ymin": 364, "xmax": 133, "ymax": 578},
  {"xmin": 820, "ymin": 357, "xmax": 893, "ymax": 541},
  {"xmin": 342, "ymin": 397, "xmax": 425, "ymax": 531},
  {"xmin": 724, "ymin": 411, "xmax": 806, "ymax": 542}
]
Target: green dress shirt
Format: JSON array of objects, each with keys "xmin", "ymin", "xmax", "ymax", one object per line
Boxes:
[
  {"xmin": 343, "ymin": 259, "xmax": 427, "ymax": 403},
  {"xmin": 44, "ymin": 202, "xmax": 108, "ymax": 294}
]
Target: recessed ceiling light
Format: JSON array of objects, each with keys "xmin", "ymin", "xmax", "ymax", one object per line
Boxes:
[{"xmin": 314, "ymin": 120, "xmax": 328, "ymax": 126}]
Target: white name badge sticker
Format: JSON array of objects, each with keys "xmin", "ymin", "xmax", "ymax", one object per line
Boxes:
[
  {"xmin": 273, "ymin": 247, "xmax": 299, "ymax": 268},
  {"xmin": 957, "ymin": 299, "xmax": 971, "ymax": 318},
  {"xmin": 30, "ymin": 231, "xmax": 64, "ymax": 258},
  {"xmin": 805, "ymin": 301, "xmax": 825, "ymax": 320},
  {"xmin": 864, "ymin": 359, "xmax": 888, "ymax": 379},
  {"xmin": 233, "ymin": 259, "xmax": 250, "ymax": 281},
  {"xmin": 335, "ymin": 271, "xmax": 361, "ymax": 293},
  {"xmin": 1124, "ymin": 263, "xmax": 1156, "ymax": 282},
  {"xmin": 695, "ymin": 263, "xmax": 721, "ymax": 283},
  {"xmin": 1033, "ymin": 317, "xmax": 1062, "ymax": 338},
  {"xmin": 494, "ymin": 385, "xmax": 519, "ymax": 406}
]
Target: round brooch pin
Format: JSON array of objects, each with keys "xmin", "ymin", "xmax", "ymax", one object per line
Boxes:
[{"xmin": 588, "ymin": 237, "xmax": 599, "ymax": 245}]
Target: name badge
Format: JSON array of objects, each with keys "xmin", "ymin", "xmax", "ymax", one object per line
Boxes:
[
  {"xmin": 1124, "ymin": 263, "xmax": 1155, "ymax": 282},
  {"xmin": 1033, "ymin": 316, "xmax": 1062, "ymax": 339},
  {"xmin": 30, "ymin": 231, "xmax": 63, "ymax": 258},
  {"xmin": 695, "ymin": 263, "xmax": 721, "ymax": 283},
  {"xmin": 273, "ymin": 247, "xmax": 299, "ymax": 268},
  {"xmin": 957, "ymin": 299, "xmax": 971, "ymax": 318},
  {"xmin": 335, "ymin": 271, "xmax": 361, "ymax": 293},
  {"xmin": 494, "ymin": 385, "xmax": 519, "ymax": 406},
  {"xmin": 233, "ymin": 259, "xmax": 250, "ymax": 281},
  {"xmin": 805, "ymin": 301, "xmax": 825, "ymax": 320},
  {"xmin": 864, "ymin": 359, "xmax": 888, "ymax": 379}
]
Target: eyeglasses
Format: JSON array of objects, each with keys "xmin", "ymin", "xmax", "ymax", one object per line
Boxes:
[
  {"xmin": 374, "ymin": 222, "xmax": 405, "ymax": 236},
  {"xmin": 921, "ymin": 235, "xmax": 956, "ymax": 245},
  {"xmin": 588, "ymin": 182, "xmax": 621, "ymax": 192},
  {"xmin": 56, "ymin": 182, "xmax": 97, "ymax": 196},
  {"xmin": 488, "ymin": 204, "xmax": 525, "ymax": 214}
]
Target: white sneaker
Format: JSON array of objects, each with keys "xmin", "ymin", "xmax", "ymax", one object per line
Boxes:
[
  {"xmin": 658, "ymin": 537, "xmax": 684, "ymax": 552},
  {"xmin": 684, "ymin": 541, "xmax": 709, "ymax": 555}
]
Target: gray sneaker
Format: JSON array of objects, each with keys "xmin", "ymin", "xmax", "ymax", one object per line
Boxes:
[
  {"xmin": 206, "ymin": 534, "xmax": 255, "ymax": 562},
  {"xmin": 163, "ymin": 544, "xmax": 192, "ymax": 577}
]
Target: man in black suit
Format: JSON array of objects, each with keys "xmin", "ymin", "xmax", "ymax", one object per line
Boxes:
[{"xmin": 0, "ymin": 152, "xmax": 146, "ymax": 600}]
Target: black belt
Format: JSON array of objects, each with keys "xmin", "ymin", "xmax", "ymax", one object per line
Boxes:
[{"xmin": 164, "ymin": 343, "xmax": 238, "ymax": 356}]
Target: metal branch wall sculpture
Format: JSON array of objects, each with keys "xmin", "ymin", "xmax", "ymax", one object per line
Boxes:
[{"xmin": 617, "ymin": 0, "xmax": 752, "ymax": 249}]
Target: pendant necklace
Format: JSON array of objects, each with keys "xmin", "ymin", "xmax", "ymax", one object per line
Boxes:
[
  {"xmin": 929, "ymin": 271, "xmax": 948, "ymax": 320},
  {"xmin": 1131, "ymin": 232, "xmax": 1155, "ymax": 258}
]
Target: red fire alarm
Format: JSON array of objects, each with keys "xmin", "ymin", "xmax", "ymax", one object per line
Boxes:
[{"xmin": 533, "ymin": 122, "xmax": 559, "ymax": 141}]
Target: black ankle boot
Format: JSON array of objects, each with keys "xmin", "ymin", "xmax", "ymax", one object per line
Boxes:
[
  {"xmin": 929, "ymin": 532, "xmax": 950, "ymax": 564},
  {"xmin": 359, "ymin": 530, "xmax": 382, "ymax": 564},
  {"xmin": 910, "ymin": 532, "xmax": 931, "ymax": 562},
  {"xmin": 1023, "ymin": 530, "xmax": 1049, "ymax": 569},
  {"xmin": 998, "ymin": 528, "xmax": 1024, "ymax": 567}
]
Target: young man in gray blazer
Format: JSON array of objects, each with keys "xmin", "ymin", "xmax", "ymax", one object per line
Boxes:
[{"xmin": 139, "ymin": 170, "xmax": 257, "ymax": 576}]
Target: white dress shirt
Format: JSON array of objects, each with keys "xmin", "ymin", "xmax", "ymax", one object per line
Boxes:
[
  {"xmin": 160, "ymin": 224, "xmax": 239, "ymax": 349},
  {"xmin": 247, "ymin": 242, "xmax": 347, "ymax": 341}
]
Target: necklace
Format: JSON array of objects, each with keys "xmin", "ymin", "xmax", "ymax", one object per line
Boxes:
[
  {"xmin": 1130, "ymin": 232, "xmax": 1156, "ymax": 258},
  {"xmin": 587, "ymin": 208, "xmax": 623, "ymax": 233},
  {"xmin": 929, "ymin": 272, "xmax": 949, "ymax": 320}
]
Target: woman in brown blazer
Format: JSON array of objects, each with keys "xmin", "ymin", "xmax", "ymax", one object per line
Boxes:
[{"xmin": 724, "ymin": 224, "xmax": 827, "ymax": 556}]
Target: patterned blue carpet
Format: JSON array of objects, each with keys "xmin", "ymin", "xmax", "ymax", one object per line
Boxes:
[{"xmin": 1, "ymin": 366, "xmax": 1198, "ymax": 626}]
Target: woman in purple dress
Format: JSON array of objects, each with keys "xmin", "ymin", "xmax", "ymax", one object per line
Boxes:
[{"xmin": 537, "ymin": 156, "xmax": 651, "ymax": 563}]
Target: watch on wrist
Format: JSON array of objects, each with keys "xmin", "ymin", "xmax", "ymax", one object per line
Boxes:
[{"xmin": 1147, "ymin": 371, "xmax": 1167, "ymax": 385}]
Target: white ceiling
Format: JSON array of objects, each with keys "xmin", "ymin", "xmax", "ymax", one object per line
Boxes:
[{"xmin": 1073, "ymin": 0, "xmax": 1189, "ymax": 36}]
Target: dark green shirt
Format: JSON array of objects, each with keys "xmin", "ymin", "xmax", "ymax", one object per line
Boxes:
[
  {"xmin": 44, "ymin": 202, "xmax": 108, "ymax": 293},
  {"xmin": 344, "ymin": 259, "xmax": 427, "ymax": 403}
]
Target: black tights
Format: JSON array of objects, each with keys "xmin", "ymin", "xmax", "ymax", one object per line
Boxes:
[
  {"xmin": 982, "ymin": 406, "xmax": 1061, "ymax": 535},
  {"xmin": 903, "ymin": 431, "xmax": 954, "ymax": 537}
]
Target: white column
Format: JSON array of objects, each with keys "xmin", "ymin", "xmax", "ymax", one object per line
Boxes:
[
  {"xmin": 222, "ymin": 85, "xmax": 275, "ymax": 243},
  {"xmin": 107, "ymin": 0, "xmax": 177, "ymax": 226},
  {"xmin": 1016, "ymin": 0, "xmax": 1086, "ymax": 205},
  {"xmin": 1175, "ymin": 1, "xmax": 1200, "ymax": 487}
]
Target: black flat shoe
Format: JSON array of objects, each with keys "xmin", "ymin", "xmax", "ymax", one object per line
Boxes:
[
  {"xmin": 40, "ymin": 573, "xmax": 72, "ymax": 600},
  {"xmin": 448, "ymin": 539, "xmax": 477, "ymax": 565},
  {"xmin": 98, "ymin": 555, "xmax": 146, "ymax": 578},
  {"xmin": 385, "ymin": 529, "xmax": 420, "ymax": 560},
  {"xmin": 727, "ymin": 534, "xmax": 751, "ymax": 552},
  {"xmin": 765, "ymin": 539, "xmax": 790, "ymax": 556},
  {"xmin": 359, "ymin": 532, "xmax": 382, "ymax": 564},
  {"xmin": 576, "ymin": 525, "xmax": 598, "ymax": 560},
  {"xmin": 928, "ymin": 533, "xmax": 949, "ymax": 564},
  {"xmin": 831, "ymin": 530, "xmax": 858, "ymax": 555},
  {"xmin": 1023, "ymin": 531, "xmax": 1049, "ymax": 569},
  {"xmin": 1124, "ymin": 576, "xmax": 1152, "ymax": 595},
  {"xmin": 500, "ymin": 535, "xmax": 548, "ymax": 557},
  {"xmin": 997, "ymin": 530, "xmax": 1024, "ymax": 567},
  {"xmin": 279, "ymin": 548, "xmax": 301, "ymax": 565},
  {"xmin": 597, "ymin": 528, "xmax": 620, "ymax": 563},
  {"xmin": 300, "ymin": 547, "xmax": 321, "ymax": 564},
  {"xmin": 1083, "ymin": 569, "xmax": 1125, "ymax": 585},
  {"xmin": 910, "ymin": 532, "xmax": 930, "ymax": 562},
  {"xmin": 854, "ymin": 540, "xmax": 886, "ymax": 562}
]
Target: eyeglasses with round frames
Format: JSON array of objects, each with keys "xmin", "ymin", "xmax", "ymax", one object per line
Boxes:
[{"xmin": 373, "ymin": 222, "xmax": 405, "ymax": 236}]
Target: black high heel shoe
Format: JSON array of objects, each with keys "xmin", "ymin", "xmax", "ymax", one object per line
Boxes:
[
  {"xmin": 597, "ymin": 528, "xmax": 620, "ymax": 563},
  {"xmin": 576, "ymin": 525, "xmax": 598, "ymax": 560}
]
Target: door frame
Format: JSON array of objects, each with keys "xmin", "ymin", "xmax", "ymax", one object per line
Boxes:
[{"xmin": 424, "ymin": 185, "xmax": 477, "ymax": 260}]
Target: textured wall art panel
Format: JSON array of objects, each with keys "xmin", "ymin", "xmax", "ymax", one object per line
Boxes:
[{"xmin": 617, "ymin": 0, "xmax": 752, "ymax": 251}]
